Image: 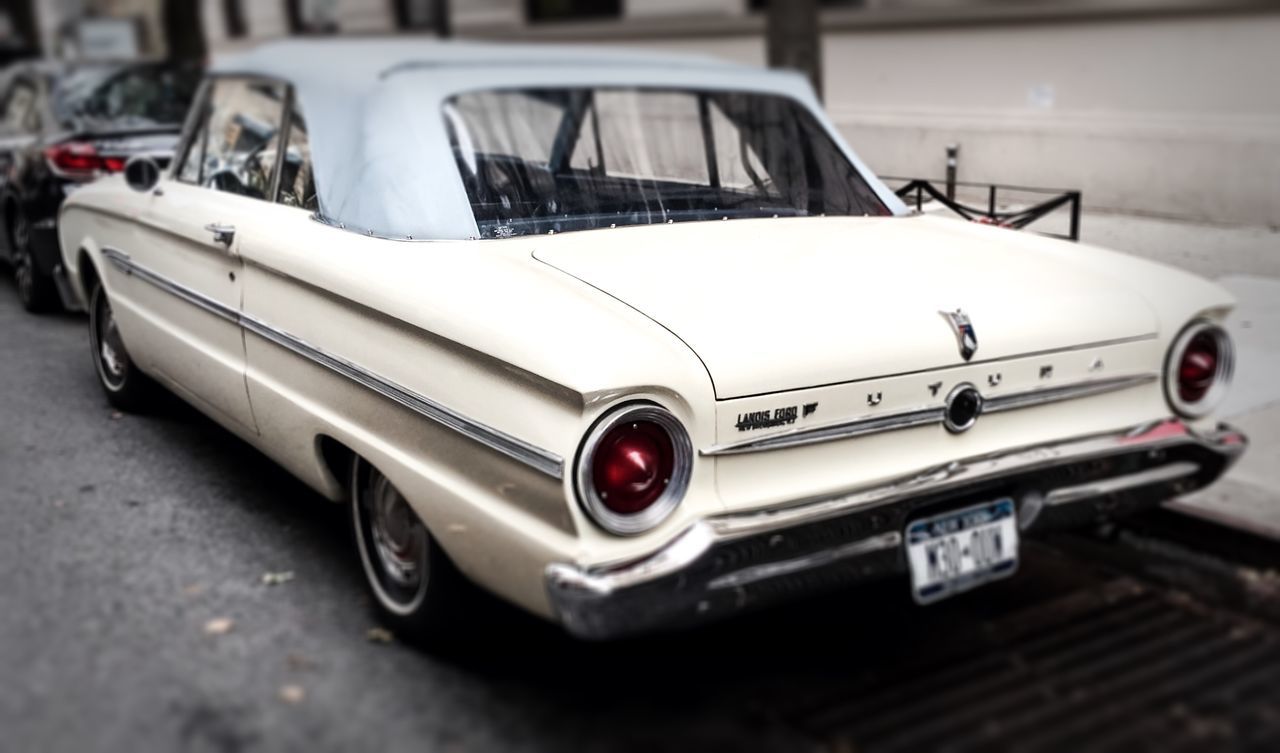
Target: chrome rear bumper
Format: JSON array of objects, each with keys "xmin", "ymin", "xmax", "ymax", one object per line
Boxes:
[{"xmin": 545, "ymin": 420, "xmax": 1247, "ymax": 640}]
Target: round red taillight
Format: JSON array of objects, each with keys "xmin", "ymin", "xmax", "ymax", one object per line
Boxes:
[
  {"xmin": 591, "ymin": 421, "xmax": 674, "ymax": 514},
  {"xmin": 1166, "ymin": 321, "xmax": 1232, "ymax": 419},
  {"xmin": 1177, "ymin": 331, "xmax": 1219, "ymax": 403},
  {"xmin": 576, "ymin": 404, "xmax": 693, "ymax": 535}
]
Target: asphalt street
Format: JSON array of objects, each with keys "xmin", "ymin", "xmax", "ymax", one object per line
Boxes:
[
  {"xmin": 0, "ymin": 277, "xmax": 803, "ymax": 753},
  {"xmin": 2, "ymin": 273, "xmax": 1275, "ymax": 753}
]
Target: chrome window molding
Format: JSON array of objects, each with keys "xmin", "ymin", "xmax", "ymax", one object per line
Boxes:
[
  {"xmin": 99, "ymin": 247, "xmax": 565, "ymax": 478},
  {"xmin": 310, "ymin": 212, "xmax": 436, "ymax": 242},
  {"xmin": 702, "ymin": 373, "xmax": 1159, "ymax": 457}
]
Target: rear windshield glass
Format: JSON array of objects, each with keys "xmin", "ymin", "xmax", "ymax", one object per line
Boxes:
[
  {"xmin": 444, "ymin": 87, "xmax": 890, "ymax": 238},
  {"xmin": 52, "ymin": 64, "xmax": 200, "ymax": 130}
]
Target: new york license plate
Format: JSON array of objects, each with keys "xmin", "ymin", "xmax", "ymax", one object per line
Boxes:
[{"xmin": 906, "ymin": 499, "xmax": 1019, "ymax": 604}]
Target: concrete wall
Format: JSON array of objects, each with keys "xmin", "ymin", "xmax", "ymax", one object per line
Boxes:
[
  {"xmin": 192, "ymin": 1, "xmax": 1280, "ymax": 228},
  {"xmin": 548, "ymin": 10, "xmax": 1280, "ymax": 228},
  {"xmin": 202, "ymin": 0, "xmax": 393, "ymax": 50},
  {"xmin": 820, "ymin": 13, "xmax": 1280, "ymax": 227},
  {"xmin": 32, "ymin": 0, "xmax": 165, "ymax": 58}
]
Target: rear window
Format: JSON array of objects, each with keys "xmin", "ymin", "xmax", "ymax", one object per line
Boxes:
[
  {"xmin": 444, "ymin": 87, "xmax": 890, "ymax": 238},
  {"xmin": 53, "ymin": 64, "xmax": 200, "ymax": 130}
]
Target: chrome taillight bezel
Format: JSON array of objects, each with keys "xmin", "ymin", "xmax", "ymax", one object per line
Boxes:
[
  {"xmin": 574, "ymin": 402, "xmax": 693, "ymax": 536},
  {"xmin": 1164, "ymin": 320, "xmax": 1234, "ymax": 419}
]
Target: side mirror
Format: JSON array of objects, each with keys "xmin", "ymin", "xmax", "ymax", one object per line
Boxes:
[{"xmin": 124, "ymin": 155, "xmax": 162, "ymax": 193}]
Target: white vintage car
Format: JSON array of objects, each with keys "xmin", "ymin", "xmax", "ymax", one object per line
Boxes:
[{"xmin": 58, "ymin": 40, "xmax": 1246, "ymax": 641}]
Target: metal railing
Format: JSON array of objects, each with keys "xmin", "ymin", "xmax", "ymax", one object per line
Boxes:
[{"xmin": 885, "ymin": 177, "xmax": 1083, "ymax": 242}]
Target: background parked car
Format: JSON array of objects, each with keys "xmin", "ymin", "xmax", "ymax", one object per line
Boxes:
[{"xmin": 0, "ymin": 59, "xmax": 199, "ymax": 312}]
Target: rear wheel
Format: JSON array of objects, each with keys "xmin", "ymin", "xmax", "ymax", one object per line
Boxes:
[
  {"xmin": 88, "ymin": 281, "xmax": 155, "ymax": 411},
  {"xmin": 11, "ymin": 210, "xmax": 57, "ymax": 313},
  {"xmin": 351, "ymin": 457, "xmax": 472, "ymax": 645}
]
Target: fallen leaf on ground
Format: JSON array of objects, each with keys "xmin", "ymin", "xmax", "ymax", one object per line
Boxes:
[
  {"xmin": 366, "ymin": 627, "xmax": 394, "ymax": 644},
  {"xmin": 204, "ymin": 617, "xmax": 235, "ymax": 635},
  {"xmin": 286, "ymin": 653, "xmax": 318, "ymax": 672},
  {"xmin": 279, "ymin": 684, "xmax": 306, "ymax": 704},
  {"xmin": 183, "ymin": 583, "xmax": 206, "ymax": 597},
  {"xmin": 261, "ymin": 571, "xmax": 295, "ymax": 586}
]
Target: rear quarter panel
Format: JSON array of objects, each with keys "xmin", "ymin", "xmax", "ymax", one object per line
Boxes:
[{"xmin": 232, "ymin": 202, "xmax": 719, "ymax": 616}]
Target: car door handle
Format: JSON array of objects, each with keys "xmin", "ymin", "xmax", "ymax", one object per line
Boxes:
[{"xmin": 204, "ymin": 223, "xmax": 236, "ymax": 247}]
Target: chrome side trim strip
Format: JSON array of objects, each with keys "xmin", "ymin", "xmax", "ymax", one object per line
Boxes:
[
  {"xmin": 703, "ymin": 373, "xmax": 1159, "ymax": 457},
  {"xmin": 705, "ymin": 406, "xmax": 946, "ymax": 456},
  {"xmin": 239, "ymin": 312, "xmax": 565, "ymax": 477},
  {"xmin": 310, "ymin": 212, "xmax": 435, "ymax": 243},
  {"xmin": 103, "ymin": 247, "xmax": 239, "ymax": 324},
  {"xmin": 100, "ymin": 248, "xmax": 565, "ymax": 479},
  {"xmin": 983, "ymin": 374, "xmax": 1160, "ymax": 414},
  {"xmin": 727, "ymin": 333, "xmax": 1158, "ymax": 401},
  {"xmin": 1044, "ymin": 461, "xmax": 1200, "ymax": 507}
]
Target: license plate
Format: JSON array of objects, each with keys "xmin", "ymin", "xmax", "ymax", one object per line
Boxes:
[{"xmin": 906, "ymin": 499, "xmax": 1019, "ymax": 604}]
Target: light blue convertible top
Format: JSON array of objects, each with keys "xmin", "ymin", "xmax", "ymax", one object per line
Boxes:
[{"xmin": 213, "ymin": 39, "xmax": 905, "ymax": 240}]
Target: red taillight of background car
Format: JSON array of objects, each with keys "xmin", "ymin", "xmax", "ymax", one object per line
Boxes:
[
  {"xmin": 44, "ymin": 142, "xmax": 126, "ymax": 178},
  {"xmin": 1166, "ymin": 322, "xmax": 1232, "ymax": 418},
  {"xmin": 576, "ymin": 404, "xmax": 692, "ymax": 535}
]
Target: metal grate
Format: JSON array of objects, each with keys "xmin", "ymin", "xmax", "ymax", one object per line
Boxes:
[{"xmin": 788, "ymin": 578, "xmax": 1280, "ymax": 752}]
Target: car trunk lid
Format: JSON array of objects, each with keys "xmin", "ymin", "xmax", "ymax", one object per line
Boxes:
[{"xmin": 533, "ymin": 215, "xmax": 1159, "ymax": 400}]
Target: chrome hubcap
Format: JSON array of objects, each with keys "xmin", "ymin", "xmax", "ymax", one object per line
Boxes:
[
  {"xmin": 14, "ymin": 251, "xmax": 30, "ymax": 298},
  {"xmin": 355, "ymin": 465, "xmax": 429, "ymax": 614},
  {"xmin": 94, "ymin": 294, "xmax": 128, "ymax": 389},
  {"xmin": 13, "ymin": 213, "xmax": 28, "ymax": 249},
  {"xmin": 369, "ymin": 474, "xmax": 424, "ymax": 588}
]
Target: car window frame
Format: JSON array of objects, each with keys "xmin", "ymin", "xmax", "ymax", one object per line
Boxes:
[
  {"xmin": 443, "ymin": 85, "xmax": 892, "ymax": 238},
  {"xmin": 270, "ymin": 87, "xmax": 319, "ymax": 212},
  {"xmin": 171, "ymin": 74, "xmax": 298, "ymax": 204},
  {"xmin": 268, "ymin": 85, "xmax": 297, "ymax": 205},
  {"xmin": 171, "ymin": 77, "xmax": 211, "ymax": 184}
]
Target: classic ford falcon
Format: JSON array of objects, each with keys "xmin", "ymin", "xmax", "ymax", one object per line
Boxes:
[{"xmin": 57, "ymin": 40, "xmax": 1245, "ymax": 641}]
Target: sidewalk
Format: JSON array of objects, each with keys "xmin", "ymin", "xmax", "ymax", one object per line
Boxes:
[{"xmin": 1082, "ymin": 212, "xmax": 1280, "ymax": 530}]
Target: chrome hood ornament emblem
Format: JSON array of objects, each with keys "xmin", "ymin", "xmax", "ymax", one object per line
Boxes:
[{"xmin": 941, "ymin": 309, "xmax": 978, "ymax": 361}]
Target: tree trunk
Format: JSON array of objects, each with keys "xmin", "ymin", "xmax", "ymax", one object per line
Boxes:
[
  {"xmin": 163, "ymin": 0, "xmax": 208, "ymax": 62},
  {"xmin": 8, "ymin": 0, "xmax": 40, "ymax": 54},
  {"xmin": 433, "ymin": 0, "xmax": 452, "ymax": 39},
  {"xmin": 765, "ymin": 0, "xmax": 822, "ymax": 100}
]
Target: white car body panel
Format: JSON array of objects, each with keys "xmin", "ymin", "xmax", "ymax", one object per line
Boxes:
[
  {"xmin": 533, "ymin": 215, "xmax": 1171, "ymax": 400},
  {"xmin": 56, "ymin": 41, "xmax": 1240, "ymax": 626}
]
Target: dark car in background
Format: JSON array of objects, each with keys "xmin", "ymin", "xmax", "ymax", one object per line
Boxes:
[{"xmin": 0, "ymin": 60, "xmax": 199, "ymax": 312}]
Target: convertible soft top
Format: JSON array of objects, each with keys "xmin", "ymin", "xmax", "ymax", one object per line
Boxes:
[{"xmin": 213, "ymin": 39, "xmax": 904, "ymax": 240}]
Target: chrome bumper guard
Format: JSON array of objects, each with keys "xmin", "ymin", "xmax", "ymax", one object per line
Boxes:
[{"xmin": 545, "ymin": 420, "xmax": 1247, "ymax": 640}]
